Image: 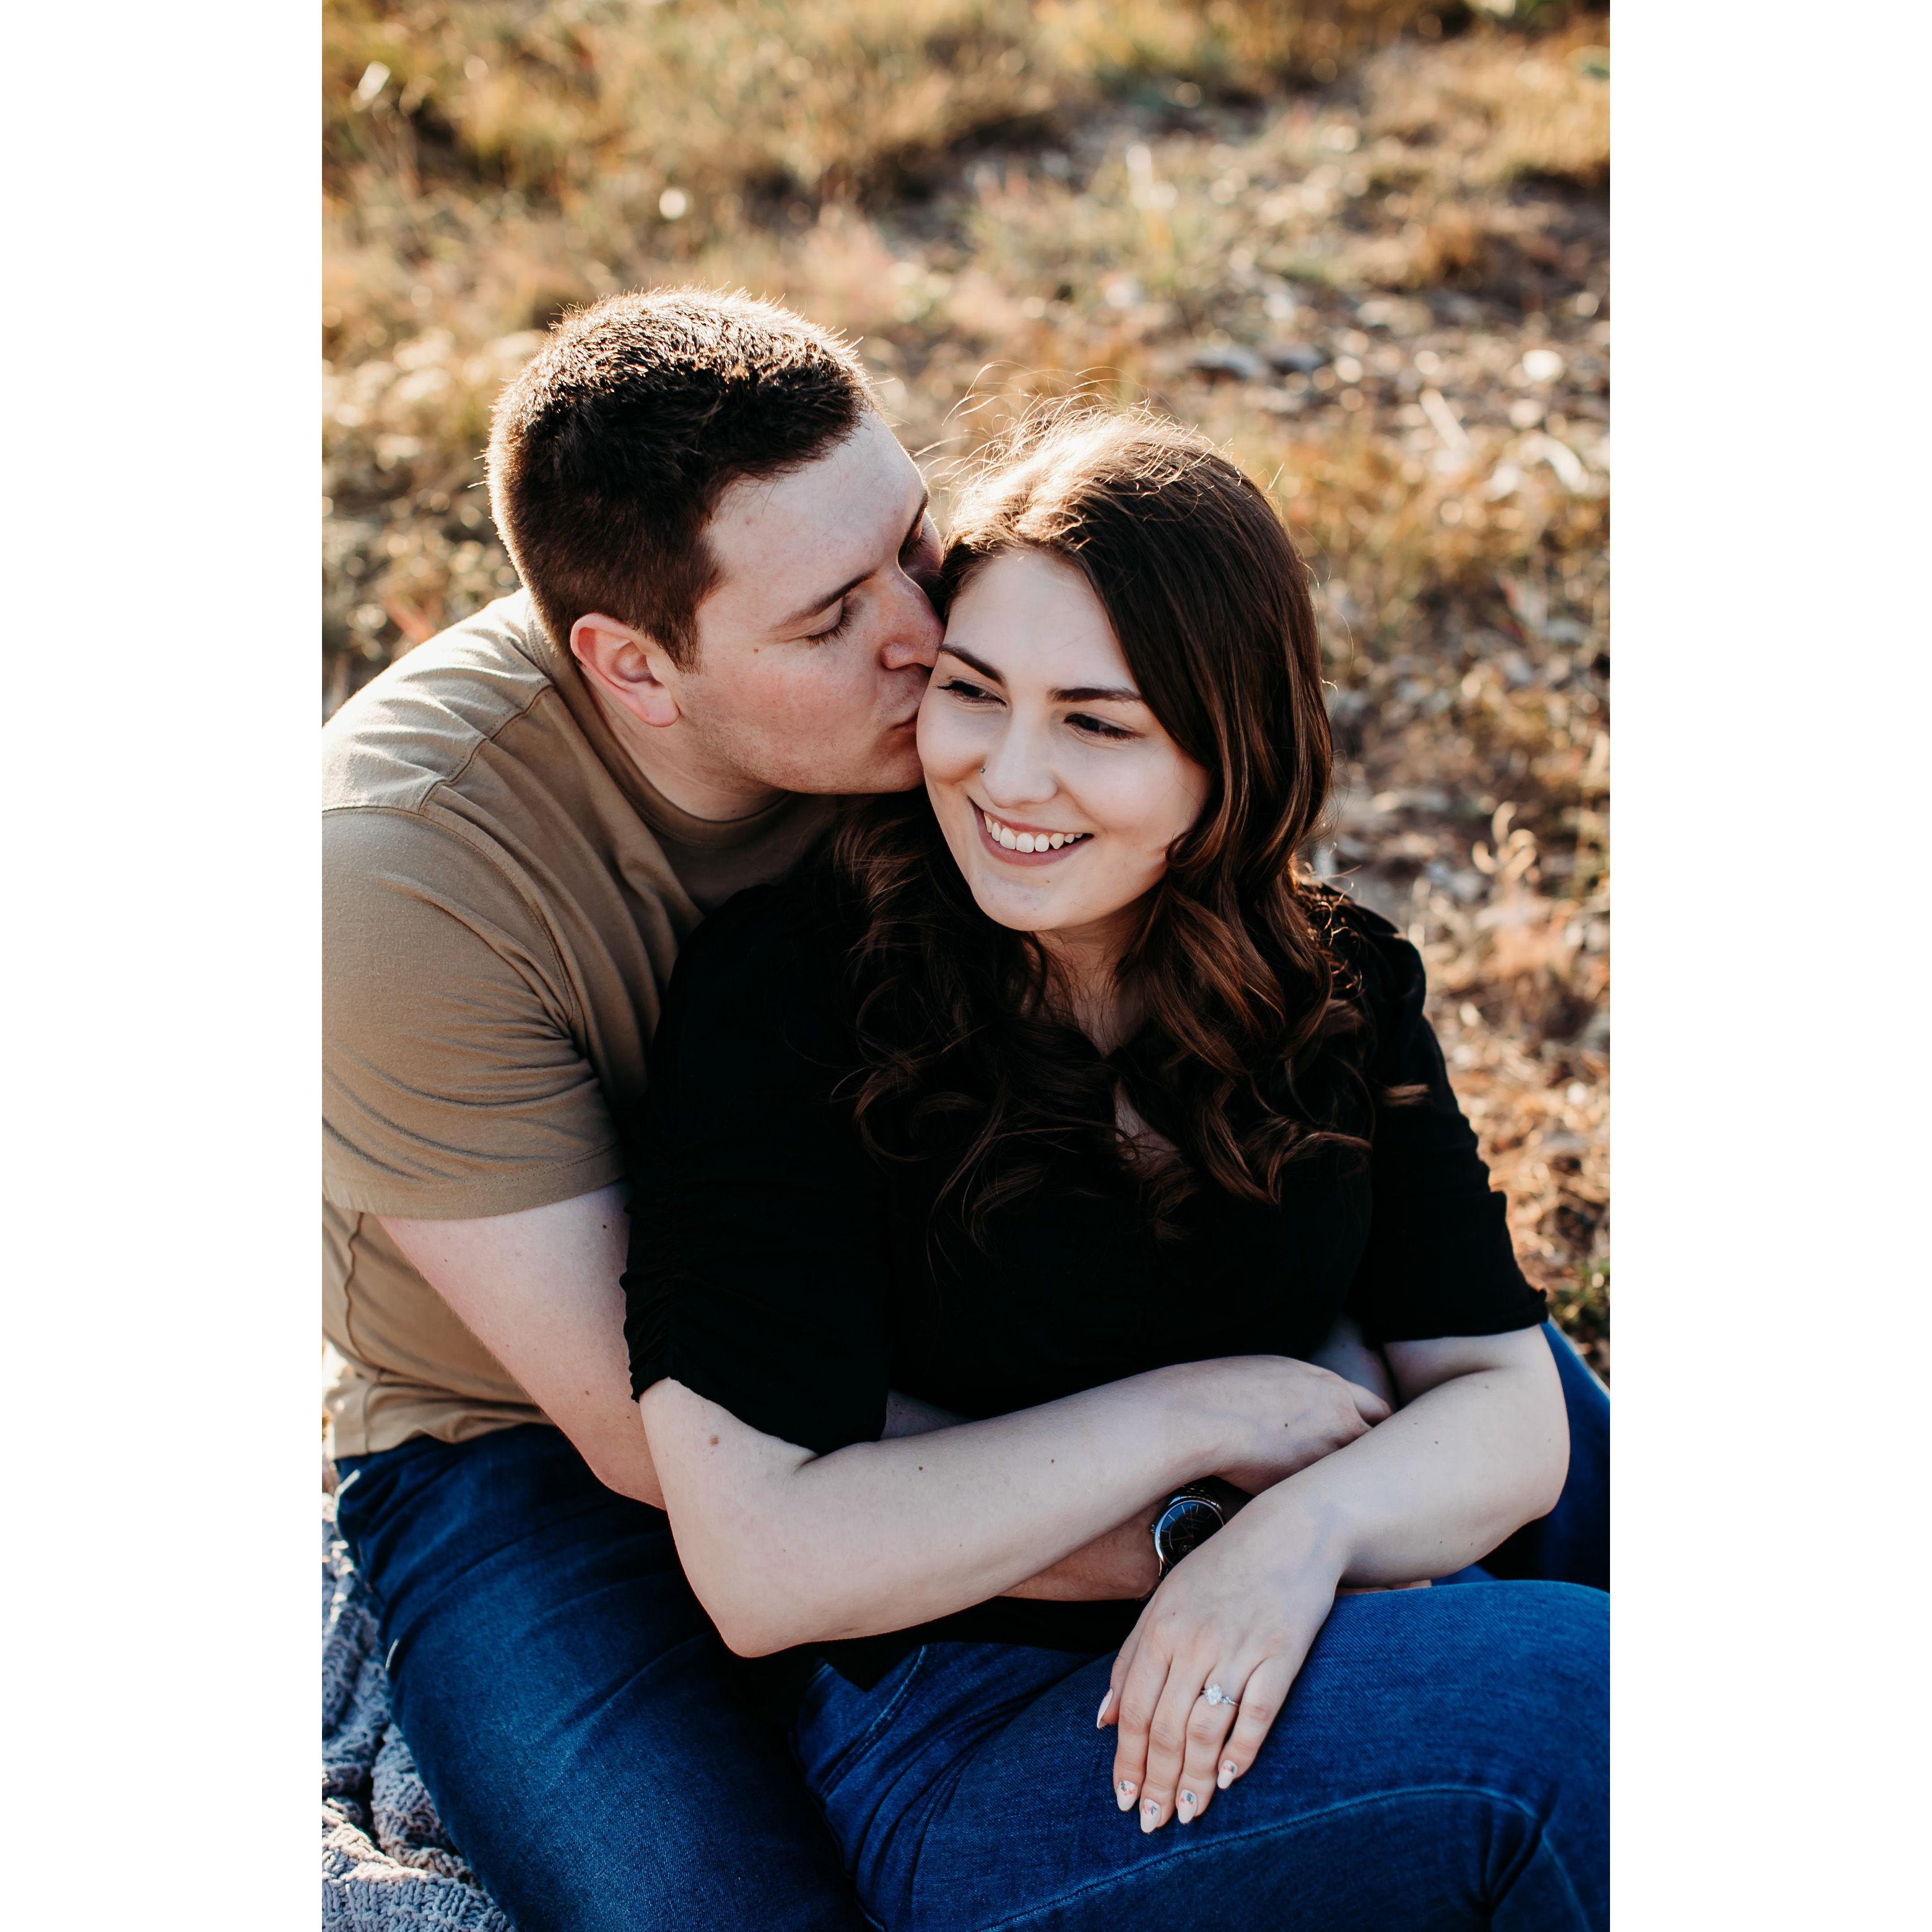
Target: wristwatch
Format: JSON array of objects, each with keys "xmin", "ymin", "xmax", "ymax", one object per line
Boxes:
[{"xmin": 1151, "ymin": 1482, "xmax": 1231, "ymax": 1581}]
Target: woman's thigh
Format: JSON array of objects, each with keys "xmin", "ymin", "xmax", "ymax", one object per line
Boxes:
[{"xmin": 796, "ymin": 1580, "xmax": 1607, "ymax": 1932}]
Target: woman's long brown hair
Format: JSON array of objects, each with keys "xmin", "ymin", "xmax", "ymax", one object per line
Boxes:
[{"xmin": 827, "ymin": 406, "xmax": 1378, "ymax": 1244}]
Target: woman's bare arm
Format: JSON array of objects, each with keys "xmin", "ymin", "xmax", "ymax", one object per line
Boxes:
[
  {"xmin": 884, "ymin": 1389, "xmax": 1162, "ymax": 1600},
  {"xmin": 1279, "ymin": 1324, "xmax": 1569, "ymax": 1583},
  {"xmin": 882, "ymin": 1310, "xmax": 1394, "ymax": 1607},
  {"xmin": 640, "ymin": 1357, "xmax": 1387, "ymax": 1657}
]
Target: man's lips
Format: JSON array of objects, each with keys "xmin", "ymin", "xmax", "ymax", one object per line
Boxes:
[{"xmin": 972, "ymin": 804, "xmax": 1093, "ymax": 864}]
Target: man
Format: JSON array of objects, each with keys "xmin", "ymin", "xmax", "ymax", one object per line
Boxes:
[{"xmin": 323, "ymin": 289, "xmax": 1151, "ymax": 1932}]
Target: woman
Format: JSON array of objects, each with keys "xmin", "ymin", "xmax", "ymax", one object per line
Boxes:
[{"xmin": 624, "ymin": 409, "xmax": 1608, "ymax": 1930}]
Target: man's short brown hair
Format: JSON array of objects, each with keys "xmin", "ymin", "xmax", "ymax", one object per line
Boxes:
[{"xmin": 487, "ymin": 288, "xmax": 872, "ymax": 668}]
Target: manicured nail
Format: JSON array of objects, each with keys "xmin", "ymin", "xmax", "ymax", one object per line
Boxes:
[
  {"xmin": 1116, "ymin": 1779, "xmax": 1137, "ymax": 1812},
  {"xmin": 1217, "ymin": 1759, "xmax": 1238, "ymax": 1790},
  {"xmin": 1095, "ymin": 1688, "xmax": 1115, "ymax": 1727},
  {"xmin": 1140, "ymin": 1798, "xmax": 1160, "ymax": 1833},
  {"xmin": 1177, "ymin": 1789, "xmax": 1197, "ymax": 1821}
]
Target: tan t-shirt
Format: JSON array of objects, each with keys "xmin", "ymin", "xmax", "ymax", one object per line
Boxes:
[{"xmin": 323, "ymin": 591, "xmax": 838, "ymax": 1456}]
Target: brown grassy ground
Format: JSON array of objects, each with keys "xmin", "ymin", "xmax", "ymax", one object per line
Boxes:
[{"xmin": 324, "ymin": 0, "xmax": 1609, "ymax": 1373}]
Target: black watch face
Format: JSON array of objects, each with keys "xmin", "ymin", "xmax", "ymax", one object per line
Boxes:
[{"xmin": 1154, "ymin": 1495, "xmax": 1222, "ymax": 1569}]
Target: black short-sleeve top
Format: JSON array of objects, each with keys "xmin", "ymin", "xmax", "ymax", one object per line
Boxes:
[{"xmin": 624, "ymin": 868, "xmax": 1546, "ymax": 1679}]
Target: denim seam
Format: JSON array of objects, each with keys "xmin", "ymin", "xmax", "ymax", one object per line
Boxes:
[
  {"xmin": 816, "ymin": 1647, "xmax": 931, "ymax": 1803},
  {"xmin": 1512, "ymin": 1819, "xmax": 1595, "ymax": 1931},
  {"xmin": 964, "ymin": 1783, "xmax": 1586, "ymax": 1932}
]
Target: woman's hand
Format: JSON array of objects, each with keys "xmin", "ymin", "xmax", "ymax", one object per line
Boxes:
[
  {"xmin": 1194, "ymin": 1356, "xmax": 1390, "ymax": 1494},
  {"xmin": 1098, "ymin": 1499, "xmax": 1349, "ymax": 1833},
  {"xmin": 1098, "ymin": 1328, "xmax": 1569, "ymax": 1831}
]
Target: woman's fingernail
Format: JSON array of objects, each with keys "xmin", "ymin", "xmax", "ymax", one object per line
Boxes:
[
  {"xmin": 1095, "ymin": 1688, "xmax": 1115, "ymax": 1727},
  {"xmin": 1177, "ymin": 1790, "xmax": 1196, "ymax": 1821},
  {"xmin": 1140, "ymin": 1798, "xmax": 1160, "ymax": 1833},
  {"xmin": 1116, "ymin": 1779, "xmax": 1137, "ymax": 1812},
  {"xmin": 1217, "ymin": 1759, "xmax": 1238, "ymax": 1790}
]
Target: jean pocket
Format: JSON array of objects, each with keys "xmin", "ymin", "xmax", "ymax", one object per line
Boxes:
[{"xmin": 794, "ymin": 1646, "xmax": 930, "ymax": 1804}]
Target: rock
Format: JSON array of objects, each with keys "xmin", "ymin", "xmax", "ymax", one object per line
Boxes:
[
  {"xmin": 1261, "ymin": 340, "xmax": 1329, "ymax": 375},
  {"xmin": 1187, "ymin": 342, "xmax": 1268, "ymax": 382},
  {"xmin": 1355, "ymin": 296, "xmax": 1432, "ymax": 336}
]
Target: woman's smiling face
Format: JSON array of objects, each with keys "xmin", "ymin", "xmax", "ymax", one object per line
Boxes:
[{"xmin": 917, "ymin": 546, "xmax": 1211, "ymax": 953}]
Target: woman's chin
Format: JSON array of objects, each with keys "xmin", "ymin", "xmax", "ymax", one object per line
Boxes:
[{"xmin": 962, "ymin": 880, "xmax": 1059, "ymax": 934}]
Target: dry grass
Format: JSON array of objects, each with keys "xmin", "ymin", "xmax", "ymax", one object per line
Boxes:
[{"xmin": 323, "ymin": 0, "xmax": 1610, "ymax": 1372}]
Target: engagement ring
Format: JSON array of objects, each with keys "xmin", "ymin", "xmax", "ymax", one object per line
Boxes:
[{"xmin": 1203, "ymin": 1682, "xmax": 1237, "ymax": 1708}]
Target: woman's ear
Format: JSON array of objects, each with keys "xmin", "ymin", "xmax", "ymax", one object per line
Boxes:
[{"xmin": 570, "ymin": 612, "xmax": 682, "ymax": 729}]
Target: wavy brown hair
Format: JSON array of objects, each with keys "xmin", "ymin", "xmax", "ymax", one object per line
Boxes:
[{"xmin": 826, "ymin": 406, "xmax": 1382, "ymax": 1244}]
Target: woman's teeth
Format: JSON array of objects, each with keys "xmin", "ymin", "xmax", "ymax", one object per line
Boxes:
[{"xmin": 980, "ymin": 809, "xmax": 1089, "ymax": 855}]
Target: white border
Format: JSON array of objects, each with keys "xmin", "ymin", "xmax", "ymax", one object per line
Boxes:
[
  {"xmin": 1616, "ymin": 3, "xmax": 1928, "ymax": 1921},
  {"xmin": 1, "ymin": 5, "xmax": 317, "ymax": 1923},
  {"xmin": 4, "ymin": 3, "xmax": 1928, "ymax": 1922}
]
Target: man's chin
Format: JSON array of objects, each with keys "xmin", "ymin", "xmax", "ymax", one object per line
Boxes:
[{"xmin": 825, "ymin": 743, "xmax": 927, "ymax": 797}]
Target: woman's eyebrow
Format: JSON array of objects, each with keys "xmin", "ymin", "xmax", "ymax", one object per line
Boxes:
[
  {"xmin": 939, "ymin": 643, "xmax": 1006, "ymax": 685},
  {"xmin": 1053, "ymin": 682, "xmax": 1144, "ymax": 704},
  {"xmin": 942, "ymin": 642, "xmax": 1142, "ymax": 705}
]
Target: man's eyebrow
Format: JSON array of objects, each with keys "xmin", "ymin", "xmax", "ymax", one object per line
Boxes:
[
  {"xmin": 941, "ymin": 642, "xmax": 1142, "ymax": 705},
  {"xmin": 777, "ymin": 568, "xmax": 868, "ymax": 632},
  {"xmin": 775, "ymin": 487, "xmax": 932, "ymax": 632}
]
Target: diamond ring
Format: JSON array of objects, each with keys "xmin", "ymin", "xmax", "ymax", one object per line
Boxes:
[{"xmin": 1203, "ymin": 1682, "xmax": 1238, "ymax": 1708}]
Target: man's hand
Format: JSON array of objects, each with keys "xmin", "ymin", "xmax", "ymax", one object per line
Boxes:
[
  {"xmin": 381, "ymin": 1186, "xmax": 666, "ymax": 1508},
  {"xmin": 1306, "ymin": 1313, "xmax": 1396, "ymax": 1410}
]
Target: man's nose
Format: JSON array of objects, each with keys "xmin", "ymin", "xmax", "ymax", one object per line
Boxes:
[{"xmin": 879, "ymin": 571, "xmax": 942, "ymax": 672}]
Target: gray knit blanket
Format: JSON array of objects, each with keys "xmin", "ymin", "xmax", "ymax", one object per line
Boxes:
[{"xmin": 323, "ymin": 1492, "xmax": 515, "ymax": 1930}]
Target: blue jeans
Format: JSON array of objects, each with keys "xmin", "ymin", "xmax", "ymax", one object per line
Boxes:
[
  {"xmin": 334, "ymin": 1424, "xmax": 866, "ymax": 1932},
  {"xmin": 334, "ymin": 1324, "xmax": 1606, "ymax": 1932},
  {"xmin": 795, "ymin": 1586, "xmax": 1606, "ymax": 1932}
]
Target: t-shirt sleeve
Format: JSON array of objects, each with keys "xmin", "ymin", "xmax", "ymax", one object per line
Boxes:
[
  {"xmin": 1339, "ymin": 905, "xmax": 1549, "ymax": 1345},
  {"xmin": 323, "ymin": 806, "xmax": 625, "ymax": 1219},
  {"xmin": 623, "ymin": 887, "xmax": 893, "ymax": 1458}
]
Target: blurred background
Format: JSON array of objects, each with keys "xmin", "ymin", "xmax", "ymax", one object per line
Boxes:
[{"xmin": 323, "ymin": 0, "xmax": 1608, "ymax": 1372}]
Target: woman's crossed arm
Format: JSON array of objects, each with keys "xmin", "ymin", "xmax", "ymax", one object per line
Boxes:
[{"xmin": 639, "ymin": 1357, "xmax": 1388, "ymax": 1658}]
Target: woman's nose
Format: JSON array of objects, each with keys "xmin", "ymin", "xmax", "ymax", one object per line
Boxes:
[{"xmin": 978, "ymin": 724, "xmax": 1056, "ymax": 804}]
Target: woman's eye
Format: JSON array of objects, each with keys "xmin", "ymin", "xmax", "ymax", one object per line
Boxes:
[
  {"xmin": 1068, "ymin": 713, "xmax": 1135, "ymax": 741},
  {"xmin": 941, "ymin": 677, "xmax": 998, "ymax": 703}
]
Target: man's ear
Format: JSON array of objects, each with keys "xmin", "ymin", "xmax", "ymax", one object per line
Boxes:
[{"xmin": 569, "ymin": 612, "xmax": 682, "ymax": 729}]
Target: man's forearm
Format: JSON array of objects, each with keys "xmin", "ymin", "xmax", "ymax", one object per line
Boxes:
[
  {"xmin": 1004, "ymin": 1507, "xmax": 1161, "ymax": 1600},
  {"xmin": 380, "ymin": 1191, "xmax": 668, "ymax": 1510}
]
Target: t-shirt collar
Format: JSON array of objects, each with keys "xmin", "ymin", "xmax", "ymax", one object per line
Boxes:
[{"xmin": 502, "ymin": 588, "xmax": 814, "ymax": 852}]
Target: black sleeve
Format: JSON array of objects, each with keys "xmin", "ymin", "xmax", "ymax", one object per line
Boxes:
[
  {"xmin": 622, "ymin": 882, "xmax": 894, "ymax": 1457},
  {"xmin": 1337, "ymin": 903, "xmax": 1550, "ymax": 1346}
]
